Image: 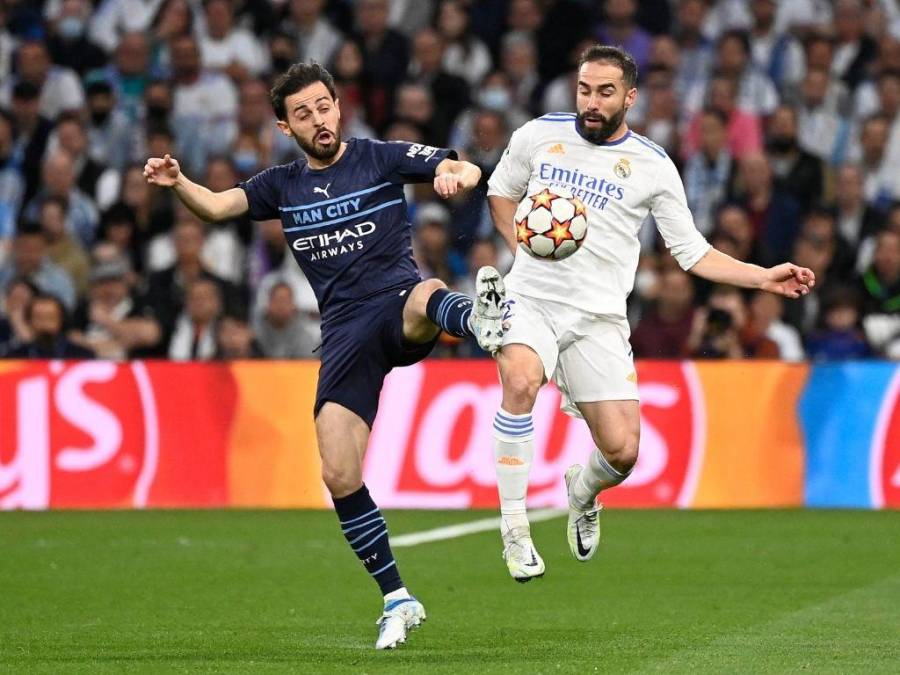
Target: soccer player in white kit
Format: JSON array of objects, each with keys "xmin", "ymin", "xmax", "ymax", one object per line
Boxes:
[{"xmin": 486, "ymin": 45, "xmax": 816, "ymax": 581}]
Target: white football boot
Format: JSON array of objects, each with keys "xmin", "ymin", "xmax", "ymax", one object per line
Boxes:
[
  {"xmin": 375, "ymin": 597, "xmax": 427, "ymax": 650},
  {"xmin": 471, "ymin": 266, "xmax": 506, "ymax": 353},
  {"xmin": 501, "ymin": 525, "xmax": 545, "ymax": 583},
  {"xmin": 564, "ymin": 464, "xmax": 602, "ymax": 562}
]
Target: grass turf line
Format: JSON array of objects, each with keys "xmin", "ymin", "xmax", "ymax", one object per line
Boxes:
[{"xmin": 0, "ymin": 510, "xmax": 898, "ymax": 674}]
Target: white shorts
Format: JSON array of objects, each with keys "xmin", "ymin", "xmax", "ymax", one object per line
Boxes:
[{"xmin": 501, "ymin": 291, "xmax": 639, "ymax": 418}]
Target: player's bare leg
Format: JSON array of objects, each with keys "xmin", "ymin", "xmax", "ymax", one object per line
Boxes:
[
  {"xmin": 565, "ymin": 400, "xmax": 639, "ymax": 561},
  {"xmin": 493, "ymin": 344, "xmax": 546, "ymax": 581},
  {"xmin": 316, "ymin": 403, "xmax": 426, "ymax": 649},
  {"xmin": 402, "ymin": 279, "xmax": 446, "ymax": 342},
  {"xmin": 407, "ymin": 272, "xmax": 506, "ymax": 353}
]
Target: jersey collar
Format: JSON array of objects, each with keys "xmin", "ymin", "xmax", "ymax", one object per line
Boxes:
[{"xmin": 574, "ymin": 119, "xmax": 632, "ymax": 147}]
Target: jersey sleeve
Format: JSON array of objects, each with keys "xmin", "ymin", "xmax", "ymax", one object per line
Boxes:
[
  {"xmin": 377, "ymin": 141, "xmax": 457, "ymax": 183},
  {"xmin": 237, "ymin": 165, "xmax": 285, "ymax": 221},
  {"xmin": 649, "ymin": 156, "xmax": 711, "ymax": 270},
  {"xmin": 486, "ymin": 122, "xmax": 534, "ymax": 201}
]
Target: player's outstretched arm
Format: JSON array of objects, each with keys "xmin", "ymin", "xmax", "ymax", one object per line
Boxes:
[
  {"xmin": 487, "ymin": 195, "xmax": 518, "ymax": 253},
  {"xmin": 689, "ymin": 248, "xmax": 816, "ymax": 299},
  {"xmin": 143, "ymin": 154, "xmax": 249, "ymax": 222},
  {"xmin": 433, "ymin": 159, "xmax": 482, "ymax": 199}
]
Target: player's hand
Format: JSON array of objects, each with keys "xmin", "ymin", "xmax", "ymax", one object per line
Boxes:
[
  {"xmin": 143, "ymin": 154, "xmax": 181, "ymax": 187},
  {"xmin": 761, "ymin": 263, "xmax": 816, "ymax": 299},
  {"xmin": 433, "ymin": 173, "xmax": 461, "ymax": 199}
]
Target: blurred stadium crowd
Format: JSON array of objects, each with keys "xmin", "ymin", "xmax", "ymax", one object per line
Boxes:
[{"xmin": 2, "ymin": 0, "xmax": 900, "ymax": 361}]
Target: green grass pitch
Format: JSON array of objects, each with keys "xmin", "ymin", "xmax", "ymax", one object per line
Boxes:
[{"xmin": 1, "ymin": 509, "xmax": 898, "ymax": 673}]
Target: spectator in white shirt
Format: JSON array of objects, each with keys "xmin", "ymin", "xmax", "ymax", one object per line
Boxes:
[
  {"xmin": 748, "ymin": 0, "xmax": 806, "ymax": 94},
  {"xmin": 88, "ymin": 0, "xmax": 165, "ymax": 53},
  {"xmin": 282, "ymin": 0, "xmax": 343, "ymax": 67},
  {"xmin": 169, "ymin": 33, "xmax": 238, "ymax": 175},
  {"xmin": 0, "ymin": 40, "xmax": 84, "ymax": 120},
  {"xmin": 199, "ymin": 0, "xmax": 268, "ymax": 81}
]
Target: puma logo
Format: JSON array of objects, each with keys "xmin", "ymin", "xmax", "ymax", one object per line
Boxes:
[{"xmin": 313, "ymin": 182, "xmax": 331, "ymax": 198}]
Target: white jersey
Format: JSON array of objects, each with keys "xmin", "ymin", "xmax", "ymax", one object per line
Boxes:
[{"xmin": 487, "ymin": 112, "xmax": 710, "ymax": 318}]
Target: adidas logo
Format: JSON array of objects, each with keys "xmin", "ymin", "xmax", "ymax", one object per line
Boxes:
[
  {"xmin": 548, "ymin": 143, "xmax": 565, "ymax": 154},
  {"xmin": 626, "ymin": 372, "xmax": 638, "ymax": 383},
  {"xmin": 498, "ymin": 455, "xmax": 525, "ymax": 466}
]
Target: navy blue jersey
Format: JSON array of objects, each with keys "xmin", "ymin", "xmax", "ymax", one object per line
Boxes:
[{"xmin": 238, "ymin": 138, "xmax": 455, "ymax": 324}]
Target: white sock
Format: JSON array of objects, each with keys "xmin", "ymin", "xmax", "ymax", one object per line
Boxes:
[
  {"xmin": 571, "ymin": 448, "xmax": 630, "ymax": 510},
  {"xmin": 493, "ymin": 409, "xmax": 534, "ymax": 532},
  {"xmin": 384, "ymin": 587, "xmax": 410, "ymax": 603}
]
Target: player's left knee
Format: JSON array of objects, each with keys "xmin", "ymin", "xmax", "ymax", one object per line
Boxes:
[
  {"xmin": 418, "ymin": 278, "xmax": 447, "ymax": 303},
  {"xmin": 595, "ymin": 430, "xmax": 639, "ymax": 474},
  {"xmin": 423, "ymin": 277, "xmax": 447, "ymax": 293},
  {"xmin": 409, "ymin": 278, "xmax": 447, "ymax": 317}
]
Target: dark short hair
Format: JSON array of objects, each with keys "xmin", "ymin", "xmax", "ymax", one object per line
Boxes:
[
  {"xmin": 40, "ymin": 194, "xmax": 69, "ymax": 213},
  {"xmin": 56, "ymin": 110, "xmax": 85, "ymax": 129},
  {"xmin": 718, "ymin": 29, "xmax": 751, "ymax": 56},
  {"xmin": 15, "ymin": 221, "xmax": 45, "ymax": 239},
  {"xmin": 269, "ymin": 280, "xmax": 294, "ymax": 298},
  {"xmin": 12, "ymin": 80, "xmax": 40, "ymax": 101},
  {"xmin": 700, "ymin": 107, "xmax": 729, "ymax": 126},
  {"xmin": 577, "ymin": 45, "xmax": 638, "ymax": 89},
  {"xmin": 878, "ymin": 68, "xmax": 900, "ymax": 84},
  {"xmin": 270, "ymin": 62, "xmax": 337, "ymax": 121},
  {"xmin": 26, "ymin": 292, "xmax": 66, "ymax": 324},
  {"xmin": 85, "ymin": 80, "xmax": 113, "ymax": 97},
  {"xmin": 4, "ymin": 277, "xmax": 40, "ymax": 298}
]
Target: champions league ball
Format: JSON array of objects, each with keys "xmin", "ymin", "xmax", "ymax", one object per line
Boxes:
[{"xmin": 514, "ymin": 188, "xmax": 588, "ymax": 261}]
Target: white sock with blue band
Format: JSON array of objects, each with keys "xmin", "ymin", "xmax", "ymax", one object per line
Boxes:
[{"xmin": 492, "ymin": 409, "xmax": 534, "ymax": 532}]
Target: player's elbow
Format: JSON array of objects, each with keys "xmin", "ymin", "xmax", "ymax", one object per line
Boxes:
[{"xmin": 207, "ymin": 189, "xmax": 247, "ymax": 222}]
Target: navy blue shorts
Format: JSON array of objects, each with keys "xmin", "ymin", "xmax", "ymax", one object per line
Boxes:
[{"xmin": 314, "ymin": 285, "xmax": 437, "ymax": 427}]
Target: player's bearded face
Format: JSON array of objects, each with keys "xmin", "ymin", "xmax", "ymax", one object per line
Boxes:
[
  {"xmin": 281, "ymin": 84, "xmax": 343, "ymax": 162},
  {"xmin": 294, "ymin": 118, "xmax": 342, "ymax": 161},
  {"xmin": 576, "ymin": 104, "xmax": 627, "ymax": 144},
  {"xmin": 574, "ymin": 62, "xmax": 634, "ymax": 144}
]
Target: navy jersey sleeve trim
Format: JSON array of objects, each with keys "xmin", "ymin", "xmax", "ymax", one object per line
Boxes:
[
  {"xmin": 238, "ymin": 163, "xmax": 292, "ymax": 221},
  {"xmin": 371, "ymin": 139, "xmax": 457, "ymax": 184}
]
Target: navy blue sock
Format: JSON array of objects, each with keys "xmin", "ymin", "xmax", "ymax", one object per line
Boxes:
[
  {"xmin": 426, "ymin": 288, "xmax": 474, "ymax": 338},
  {"xmin": 333, "ymin": 484, "xmax": 403, "ymax": 596}
]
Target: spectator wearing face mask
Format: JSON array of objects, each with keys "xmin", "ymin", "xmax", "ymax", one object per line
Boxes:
[
  {"xmin": 449, "ymin": 71, "xmax": 529, "ymax": 150},
  {"xmin": 84, "ymin": 78, "xmax": 141, "ymax": 172},
  {"xmin": 44, "ymin": 0, "xmax": 107, "ymax": 76}
]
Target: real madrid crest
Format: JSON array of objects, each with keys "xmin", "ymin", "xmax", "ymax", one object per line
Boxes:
[{"xmin": 614, "ymin": 158, "xmax": 631, "ymax": 179}]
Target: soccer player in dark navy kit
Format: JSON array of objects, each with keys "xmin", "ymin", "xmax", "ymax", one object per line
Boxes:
[{"xmin": 143, "ymin": 62, "xmax": 506, "ymax": 649}]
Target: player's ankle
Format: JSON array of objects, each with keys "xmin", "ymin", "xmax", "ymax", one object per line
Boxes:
[
  {"xmin": 500, "ymin": 511, "xmax": 530, "ymax": 533},
  {"xmin": 384, "ymin": 587, "xmax": 410, "ymax": 603}
]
